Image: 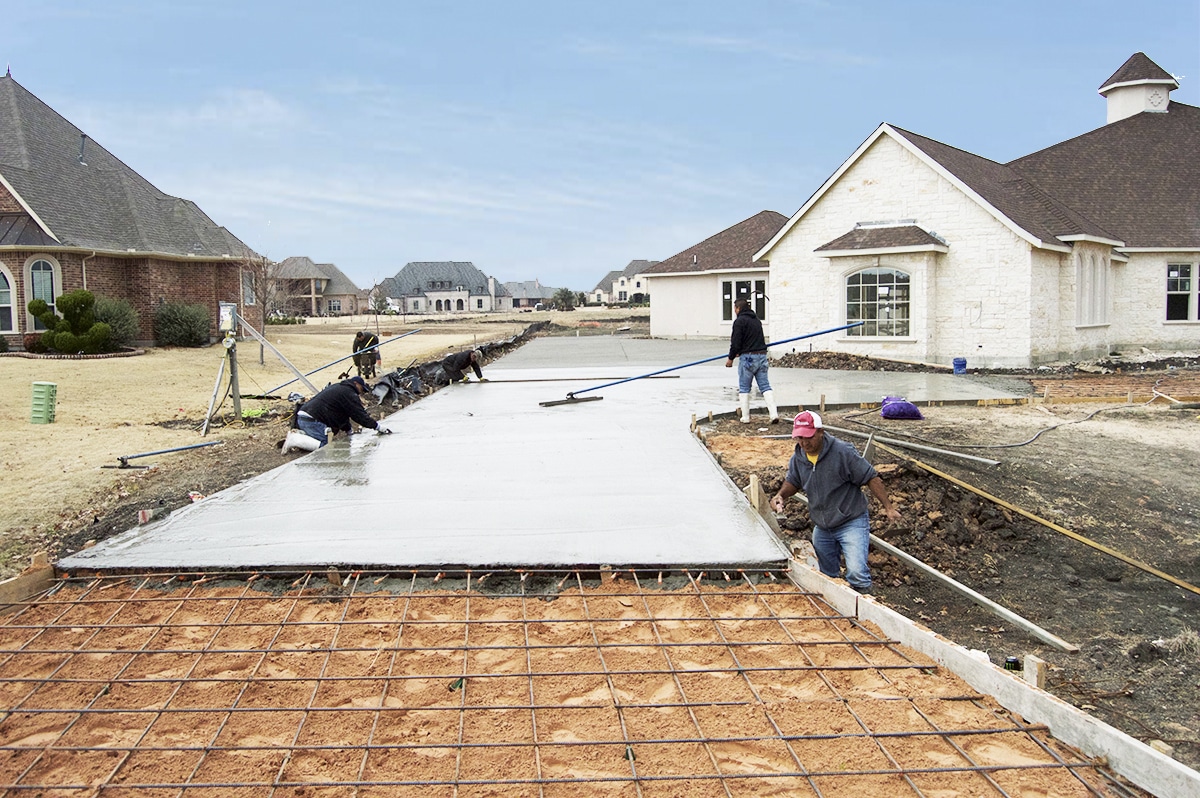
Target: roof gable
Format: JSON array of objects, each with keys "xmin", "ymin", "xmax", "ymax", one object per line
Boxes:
[
  {"xmin": 646, "ymin": 211, "xmax": 786, "ymax": 275},
  {"xmin": 815, "ymin": 222, "xmax": 948, "ymax": 254},
  {"xmin": 0, "ymin": 74, "xmax": 257, "ymax": 260}
]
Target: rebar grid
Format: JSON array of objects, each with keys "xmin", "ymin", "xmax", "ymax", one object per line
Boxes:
[{"xmin": 0, "ymin": 569, "xmax": 1135, "ymax": 796}]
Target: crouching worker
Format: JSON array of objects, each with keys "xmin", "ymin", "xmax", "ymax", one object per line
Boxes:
[
  {"xmin": 769, "ymin": 411, "xmax": 900, "ymax": 594},
  {"xmin": 442, "ymin": 349, "xmax": 485, "ymax": 383},
  {"xmin": 293, "ymin": 376, "xmax": 391, "ymax": 448}
]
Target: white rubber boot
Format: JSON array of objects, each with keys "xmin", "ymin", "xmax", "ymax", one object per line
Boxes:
[
  {"xmin": 764, "ymin": 390, "xmax": 780, "ymax": 423},
  {"xmin": 739, "ymin": 393, "xmax": 751, "ymax": 423}
]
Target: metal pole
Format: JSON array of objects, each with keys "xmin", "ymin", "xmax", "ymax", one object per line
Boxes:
[
  {"xmin": 114, "ymin": 441, "xmax": 225, "ymax": 468},
  {"xmin": 563, "ymin": 322, "xmax": 864, "ymax": 399},
  {"xmin": 201, "ymin": 357, "xmax": 226, "ymax": 437},
  {"xmin": 821, "ymin": 425, "xmax": 1001, "ymax": 467},
  {"xmin": 260, "ymin": 329, "xmax": 423, "ymax": 396},
  {"xmin": 227, "ymin": 337, "xmax": 242, "ymax": 420}
]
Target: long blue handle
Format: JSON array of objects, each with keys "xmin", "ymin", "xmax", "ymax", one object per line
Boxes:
[{"xmin": 565, "ymin": 321, "xmax": 864, "ymax": 398}]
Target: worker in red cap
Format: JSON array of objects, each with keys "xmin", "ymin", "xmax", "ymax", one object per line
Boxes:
[{"xmin": 770, "ymin": 411, "xmax": 900, "ymax": 594}]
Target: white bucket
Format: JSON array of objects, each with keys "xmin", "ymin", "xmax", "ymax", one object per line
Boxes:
[{"xmin": 282, "ymin": 429, "xmax": 323, "ymax": 454}]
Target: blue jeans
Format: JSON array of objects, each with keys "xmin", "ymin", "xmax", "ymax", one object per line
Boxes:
[
  {"xmin": 296, "ymin": 415, "xmax": 330, "ymax": 447},
  {"xmin": 812, "ymin": 512, "xmax": 871, "ymax": 592},
  {"xmin": 737, "ymin": 353, "xmax": 771, "ymax": 394}
]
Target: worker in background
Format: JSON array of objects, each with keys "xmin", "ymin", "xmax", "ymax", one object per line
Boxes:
[
  {"xmin": 442, "ymin": 349, "xmax": 486, "ymax": 383},
  {"xmin": 296, "ymin": 376, "xmax": 391, "ymax": 447},
  {"xmin": 725, "ymin": 296, "xmax": 779, "ymax": 423},
  {"xmin": 352, "ymin": 330, "xmax": 381, "ymax": 379},
  {"xmin": 770, "ymin": 411, "xmax": 900, "ymax": 595}
]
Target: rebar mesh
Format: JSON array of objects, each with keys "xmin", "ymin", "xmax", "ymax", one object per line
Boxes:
[{"xmin": 0, "ymin": 569, "xmax": 1138, "ymax": 796}]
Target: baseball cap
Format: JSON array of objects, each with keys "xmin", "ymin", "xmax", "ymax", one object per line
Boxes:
[
  {"xmin": 791, "ymin": 411, "xmax": 823, "ymax": 438},
  {"xmin": 347, "ymin": 376, "xmax": 368, "ymax": 392}
]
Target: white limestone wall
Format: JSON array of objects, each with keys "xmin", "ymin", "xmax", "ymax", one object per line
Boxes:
[
  {"xmin": 767, "ymin": 134, "xmax": 1037, "ymax": 367},
  {"xmin": 1114, "ymin": 253, "xmax": 1200, "ymax": 351},
  {"xmin": 645, "ymin": 272, "xmax": 769, "ymax": 339}
]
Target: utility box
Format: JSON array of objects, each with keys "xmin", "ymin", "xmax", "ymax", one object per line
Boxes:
[{"xmin": 31, "ymin": 381, "xmax": 57, "ymax": 424}]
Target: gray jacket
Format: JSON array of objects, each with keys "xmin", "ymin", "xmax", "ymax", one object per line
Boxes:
[{"xmin": 784, "ymin": 434, "xmax": 878, "ymax": 529}]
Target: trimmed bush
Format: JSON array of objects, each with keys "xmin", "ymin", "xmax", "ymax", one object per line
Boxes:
[
  {"xmin": 94, "ymin": 296, "xmax": 141, "ymax": 347},
  {"xmin": 155, "ymin": 302, "xmax": 211, "ymax": 347},
  {"xmin": 0, "ymin": 336, "xmax": 8, "ymax": 353},
  {"xmin": 27, "ymin": 290, "xmax": 115, "ymax": 354},
  {"xmin": 23, "ymin": 333, "xmax": 46, "ymax": 353}
]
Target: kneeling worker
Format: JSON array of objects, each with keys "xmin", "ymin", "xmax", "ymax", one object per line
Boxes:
[
  {"xmin": 442, "ymin": 349, "xmax": 485, "ymax": 383},
  {"xmin": 770, "ymin": 411, "xmax": 900, "ymax": 594},
  {"xmin": 296, "ymin": 376, "xmax": 391, "ymax": 447}
]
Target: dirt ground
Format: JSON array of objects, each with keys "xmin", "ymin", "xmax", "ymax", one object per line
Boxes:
[
  {"xmin": 704, "ymin": 368, "xmax": 1200, "ymax": 772},
  {"xmin": 2, "ymin": 323, "xmax": 1199, "ymax": 780}
]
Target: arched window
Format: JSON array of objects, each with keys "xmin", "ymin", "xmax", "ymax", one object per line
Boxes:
[
  {"xmin": 0, "ymin": 266, "xmax": 14, "ymax": 333},
  {"xmin": 456, "ymin": 299, "xmax": 464, "ymax": 311},
  {"xmin": 846, "ymin": 268, "xmax": 910, "ymax": 336},
  {"xmin": 435, "ymin": 300, "xmax": 443, "ymax": 312},
  {"xmin": 26, "ymin": 257, "xmax": 61, "ymax": 331}
]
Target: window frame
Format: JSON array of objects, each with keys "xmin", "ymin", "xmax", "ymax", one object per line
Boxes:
[
  {"xmin": 845, "ymin": 267, "xmax": 911, "ymax": 338},
  {"xmin": 24, "ymin": 256, "xmax": 62, "ymax": 332},
  {"xmin": 1075, "ymin": 252, "xmax": 1110, "ymax": 327},
  {"xmin": 1167, "ymin": 263, "xmax": 1195, "ymax": 321},
  {"xmin": 721, "ymin": 279, "xmax": 767, "ymax": 322},
  {"xmin": 241, "ymin": 269, "xmax": 257, "ymax": 306},
  {"xmin": 0, "ymin": 264, "xmax": 15, "ymax": 333}
]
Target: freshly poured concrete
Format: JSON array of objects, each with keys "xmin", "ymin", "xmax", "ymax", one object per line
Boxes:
[{"xmin": 60, "ymin": 337, "xmax": 1025, "ymax": 571}]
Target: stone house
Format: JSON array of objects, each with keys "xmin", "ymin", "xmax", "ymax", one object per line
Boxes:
[
  {"xmin": 590, "ymin": 260, "xmax": 656, "ymax": 305},
  {"xmin": 378, "ymin": 262, "xmax": 511, "ymax": 314},
  {"xmin": 642, "ymin": 211, "xmax": 787, "ymax": 338},
  {"xmin": 270, "ymin": 256, "xmax": 363, "ymax": 316},
  {"xmin": 755, "ymin": 52, "xmax": 1199, "ymax": 368},
  {"xmin": 504, "ymin": 279, "xmax": 561, "ymax": 309},
  {"xmin": 0, "ymin": 72, "xmax": 260, "ymax": 349}
]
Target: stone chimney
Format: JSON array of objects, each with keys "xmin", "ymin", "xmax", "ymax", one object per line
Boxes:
[{"xmin": 1098, "ymin": 52, "xmax": 1179, "ymax": 124}]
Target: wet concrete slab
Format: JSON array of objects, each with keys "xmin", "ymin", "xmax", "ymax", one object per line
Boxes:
[{"xmin": 60, "ymin": 337, "xmax": 1024, "ymax": 572}]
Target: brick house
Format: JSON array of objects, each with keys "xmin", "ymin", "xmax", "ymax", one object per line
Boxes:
[
  {"xmin": 270, "ymin": 256, "xmax": 363, "ymax": 316},
  {"xmin": 755, "ymin": 52, "xmax": 1199, "ymax": 368},
  {"xmin": 642, "ymin": 211, "xmax": 786, "ymax": 338},
  {"xmin": 0, "ymin": 72, "xmax": 260, "ymax": 349}
]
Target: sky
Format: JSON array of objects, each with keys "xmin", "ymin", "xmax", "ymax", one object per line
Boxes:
[{"xmin": 3, "ymin": 1, "xmax": 1198, "ymax": 292}]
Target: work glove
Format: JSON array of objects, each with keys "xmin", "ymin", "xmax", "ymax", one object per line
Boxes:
[
  {"xmin": 478, "ymin": 378, "xmax": 489, "ymax": 383},
  {"xmin": 460, "ymin": 376, "xmax": 471, "ymax": 383},
  {"xmin": 377, "ymin": 427, "xmax": 393, "ymax": 435}
]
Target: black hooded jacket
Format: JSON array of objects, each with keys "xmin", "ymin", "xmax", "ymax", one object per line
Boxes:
[
  {"xmin": 728, "ymin": 306, "xmax": 767, "ymax": 359},
  {"xmin": 299, "ymin": 380, "xmax": 379, "ymax": 433}
]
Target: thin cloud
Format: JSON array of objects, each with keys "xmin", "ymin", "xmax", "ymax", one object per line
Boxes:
[{"xmin": 651, "ymin": 32, "xmax": 875, "ymax": 66}]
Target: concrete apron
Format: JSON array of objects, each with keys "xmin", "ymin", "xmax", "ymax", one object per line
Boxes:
[{"xmin": 60, "ymin": 337, "xmax": 1023, "ymax": 572}]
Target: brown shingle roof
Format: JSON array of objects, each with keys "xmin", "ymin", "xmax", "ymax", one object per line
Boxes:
[
  {"xmin": 1007, "ymin": 102, "xmax": 1200, "ymax": 248},
  {"xmin": 645, "ymin": 211, "xmax": 788, "ymax": 274},
  {"xmin": 889, "ymin": 127, "xmax": 1118, "ymax": 246},
  {"xmin": 1099, "ymin": 52, "xmax": 1178, "ymax": 92},
  {"xmin": 816, "ymin": 224, "xmax": 946, "ymax": 252}
]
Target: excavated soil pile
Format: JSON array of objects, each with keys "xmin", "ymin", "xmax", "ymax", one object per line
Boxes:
[{"xmin": 0, "ymin": 574, "xmax": 1133, "ymax": 796}]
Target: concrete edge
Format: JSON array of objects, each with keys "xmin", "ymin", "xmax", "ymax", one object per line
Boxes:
[{"xmin": 787, "ymin": 561, "xmax": 1199, "ymax": 798}]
